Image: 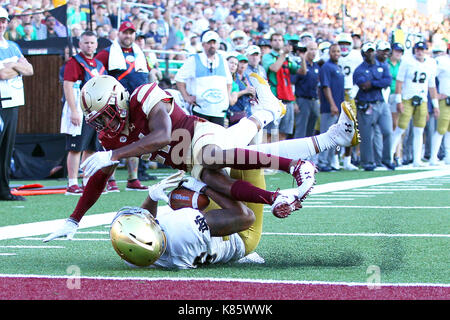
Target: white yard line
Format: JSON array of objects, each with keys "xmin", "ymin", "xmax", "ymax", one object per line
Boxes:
[
  {"xmin": 302, "ymin": 205, "xmax": 450, "ymax": 209},
  {"xmin": 1, "ymin": 169, "xmax": 449, "ymax": 241},
  {"xmin": 262, "ymin": 232, "xmax": 450, "ymax": 238},
  {"xmin": 0, "ymin": 245, "xmax": 64, "ymax": 248}
]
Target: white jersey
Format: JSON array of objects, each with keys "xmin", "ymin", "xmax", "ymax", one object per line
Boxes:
[
  {"xmin": 153, "ymin": 208, "xmax": 245, "ymax": 269},
  {"xmin": 435, "ymin": 54, "xmax": 450, "ymax": 96},
  {"xmin": 397, "ymin": 56, "xmax": 436, "ymax": 101},
  {"xmin": 339, "ymin": 50, "xmax": 363, "ymax": 98}
]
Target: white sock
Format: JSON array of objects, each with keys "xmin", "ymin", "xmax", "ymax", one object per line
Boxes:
[
  {"xmin": 83, "ymin": 176, "xmax": 90, "ymax": 186},
  {"xmin": 343, "ymin": 156, "xmax": 351, "ymax": 167},
  {"xmin": 245, "ymin": 136, "xmax": 319, "ymax": 159},
  {"xmin": 68, "ymin": 178, "xmax": 78, "ymax": 187},
  {"xmin": 225, "ymin": 117, "xmax": 258, "ymax": 148},
  {"xmin": 430, "ymin": 131, "xmax": 443, "ymax": 163},
  {"xmin": 391, "ymin": 127, "xmax": 405, "ymax": 159},
  {"xmin": 412, "ymin": 126, "xmax": 424, "ymax": 164},
  {"xmin": 250, "ymin": 110, "xmax": 275, "ymax": 128}
]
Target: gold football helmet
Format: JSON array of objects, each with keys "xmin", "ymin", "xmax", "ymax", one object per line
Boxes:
[
  {"xmin": 110, "ymin": 207, "xmax": 166, "ymax": 267},
  {"xmin": 81, "ymin": 75, "xmax": 129, "ymax": 138}
]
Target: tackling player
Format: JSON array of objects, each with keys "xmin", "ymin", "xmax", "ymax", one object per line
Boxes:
[
  {"xmin": 391, "ymin": 42, "xmax": 440, "ymax": 167},
  {"xmin": 43, "ymin": 74, "xmax": 359, "ymax": 242}
]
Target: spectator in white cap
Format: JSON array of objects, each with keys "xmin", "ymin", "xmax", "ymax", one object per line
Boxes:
[
  {"xmin": 244, "ymin": 45, "xmax": 266, "ymax": 80},
  {"xmin": 175, "ymin": 30, "xmax": 233, "ymax": 126}
]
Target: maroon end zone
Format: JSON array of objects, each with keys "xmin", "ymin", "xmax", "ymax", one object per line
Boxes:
[{"xmin": 0, "ymin": 276, "xmax": 449, "ymax": 300}]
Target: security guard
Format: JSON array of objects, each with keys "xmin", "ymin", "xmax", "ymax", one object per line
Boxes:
[{"xmin": 353, "ymin": 42, "xmax": 393, "ymax": 171}]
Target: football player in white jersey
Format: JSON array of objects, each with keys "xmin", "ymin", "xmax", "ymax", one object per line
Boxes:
[
  {"xmin": 391, "ymin": 42, "xmax": 440, "ymax": 167},
  {"xmin": 337, "ymin": 33, "xmax": 362, "ymax": 170},
  {"xmin": 110, "ymin": 169, "xmax": 266, "ymax": 269},
  {"xmin": 429, "ymin": 42, "xmax": 450, "ymax": 165}
]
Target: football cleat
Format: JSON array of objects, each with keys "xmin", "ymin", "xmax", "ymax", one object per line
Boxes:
[
  {"xmin": 236, "ymin": 252, "xmax": 265, "ymax": 264},
  {"xmin": 248, "ymin": 72, "xmax": 286, "ymax": 123},
  {"xmin": 291, "ymin": 160, "xmax": 317, "ymax": 201},
  {"xmin": 65, "ymin": 184, "xmax": 83, "ymax": 195},
  {"xmin": 328, "ymin": 101, "xmax": 360, "ymax": 147},
  {"xmin": 126, "ymin": 179, "xmax": 148, "ymax": 191},
  {"xmin": 343, "ymin": 162, "xmax": 359, "ymax": 171},
  {"xmin": 106, "ymin": 180, "xmax": 120, "ymax": 192},
  {"xmin": 271, "ymin": 191, "xmax": 302, "ymax": 219}
]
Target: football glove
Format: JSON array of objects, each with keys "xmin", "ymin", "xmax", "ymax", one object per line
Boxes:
[
  {"xmin": 181, "ymin": 176, "xmax": 207, "ymax": 193},
  {"xmin": 42, "ymin": 218, "xmax": 79, "ymax": 243},
  {"xmin": 80, "ymin": 150, "xmax": 119, "ymax": 177},
  {"xmin": 148, "ymin": 170, "xmax": 185, "ymax": 202}
]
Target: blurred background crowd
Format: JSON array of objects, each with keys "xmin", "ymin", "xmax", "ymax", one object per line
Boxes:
[{"xmin": 2, "ymin": 0, "xmax": 450, "ymax": 174}]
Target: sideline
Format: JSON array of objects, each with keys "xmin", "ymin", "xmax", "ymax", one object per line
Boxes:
[{"xmin": 0, "ymin": 168, "xmax": 449, "ymax": 241}]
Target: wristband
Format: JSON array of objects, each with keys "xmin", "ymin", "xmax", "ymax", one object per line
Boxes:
[
  {"xmin": 395, "ymin": 94, "xmax": 402, "ymax": 104},
  {"xmin": 432, "ymin": 99, "xmax": 439, "ymax": 109}
]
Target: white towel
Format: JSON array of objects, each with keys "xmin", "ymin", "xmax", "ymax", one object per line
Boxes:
[
  {"xmin": 108, "ymin": 40, "xmax": 148, "ymax": 72},
  {"xmin": 60, "ymin": 83, "xmax": 82, "ymax": 136}
]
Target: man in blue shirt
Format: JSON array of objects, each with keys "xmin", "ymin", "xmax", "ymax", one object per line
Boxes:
[
  {"xmin": 317, "ymin": 43, "xmax": 345, "ymax": 171},
  {"xmin": 353, "ymin": 41, "xmax": 393, "ymax": 171},
  {"xmin": 293, "ymin": 41, "xmax": 320, "ymax": 139}
]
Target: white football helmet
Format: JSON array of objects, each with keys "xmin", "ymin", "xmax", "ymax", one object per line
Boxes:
[
  {"xmin": 110, "ymin": 206, "xmax": 167, "ymax": 267},
  {"xmin": 81, "ymin": 75, "xmax": 129, "ymax": 138},
  {"xmin": 337, "ymin": 33, "xmax": 353, "ymax": 57}
]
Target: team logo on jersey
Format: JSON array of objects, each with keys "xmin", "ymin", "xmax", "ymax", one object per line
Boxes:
[
  {"xmin": 195, "ymin": 215, "xmax": 209, "ymax": 233},
  {"xmin": 377, "ymin": 67, "xmax": 383, "ymax": 73}
]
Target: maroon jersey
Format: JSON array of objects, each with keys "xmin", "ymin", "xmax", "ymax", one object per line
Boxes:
[{"xmin": 99, "ymin": 83, "xmax": 202, "ymax": 171}]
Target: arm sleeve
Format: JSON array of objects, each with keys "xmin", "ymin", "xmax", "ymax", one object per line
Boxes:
[
  {"xmin": 371, "ymin": 64, "xmax": 392, "ymax": 89},
  {"xmin": 63, "ymin": 58, "xmax": 83, "ymax": 82},
  {"xmin": 319, "ymin": 64, "xmax": 331, "ymax": 87},
  {"xmin": 94, "ymin": 50, "xmax": 109, "ymax": 70},
  {"xmin": 174, "ymin": 56, "xmax": 195, "ymax": 82}
]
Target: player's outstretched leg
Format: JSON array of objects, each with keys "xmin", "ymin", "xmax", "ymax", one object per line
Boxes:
[{"xmin": 328, "ymin": 101, "xmax": 360, "ymax": 148}]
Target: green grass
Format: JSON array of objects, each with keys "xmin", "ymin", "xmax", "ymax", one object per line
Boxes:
[{"xmin": 0, "ymin": 167, "xmax": 449, "ymax": 285}]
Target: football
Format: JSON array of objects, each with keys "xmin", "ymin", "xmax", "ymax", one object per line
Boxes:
[{"xmin": 168, "ymin": 187, "xmax": 210, "ymax": 211}]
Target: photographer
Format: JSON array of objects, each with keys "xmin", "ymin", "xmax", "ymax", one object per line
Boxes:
[
  {"xmin": 262, "ymin": 33, "xmax": 303, "ymax": 141},
  {"xmin": 292, "ymin": 41, "xmax": 320, "ymax": 139}
]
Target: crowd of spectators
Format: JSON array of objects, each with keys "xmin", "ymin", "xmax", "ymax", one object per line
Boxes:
[{"xmin": 2, "ymin": 0, "xmax": 450, "ymax": 172}]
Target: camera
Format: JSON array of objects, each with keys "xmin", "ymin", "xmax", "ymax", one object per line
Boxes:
[{"xmin": 288, "ymin": 40, "xmax": 307, "ymax": 53}]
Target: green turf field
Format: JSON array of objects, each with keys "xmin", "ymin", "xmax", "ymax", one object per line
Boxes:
[{"xmin": 0, "ymin": 167, "xmax": 449, "ymax": 287}]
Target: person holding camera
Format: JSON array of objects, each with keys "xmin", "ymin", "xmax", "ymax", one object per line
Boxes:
[
  {"xmin": 390, "ymin": 42, "xmax": 440, "ymax": 167},
  {"xmin": 353, "ymin": 42, "xmax": 393, "ymax": 171},
  {"xmin": 292, "ymin": 41, "xmax": 320, "ymax": 140},
  {"xmin": 262, "ymin": 33, "xmax": 302, "ymax": 142}
]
